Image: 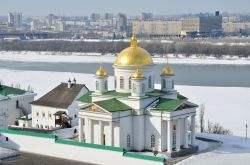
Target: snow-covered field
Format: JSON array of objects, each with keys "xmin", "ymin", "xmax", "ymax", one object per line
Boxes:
[
  {"xmin": 0, "ymin": 51, "xmax": 250, "ymax": 65},
  {"xmin": 0, "ymin": 69, "xmax": 249, "ymax": 138},
  {"xmin": 176, "ymin": 133, "xmax": 250, "ymax": 165}
]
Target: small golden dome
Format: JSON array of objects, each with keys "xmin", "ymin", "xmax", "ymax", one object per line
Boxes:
[
  {"xmin": 115, "ymin": 35, "xmax": 153, "ymax": 66},
  {"xmin": 133, "ymin": 68, "xmax": 145, "ymax": 78},
  {"xmin": 95, "ymin": 65, "xmax": 108, "ymax": 77},
  {"xmin": 161, "ymin": 66, "xmax": 174, "ymax": 76}
]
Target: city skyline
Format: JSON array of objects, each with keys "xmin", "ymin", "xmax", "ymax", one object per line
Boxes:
[{"xmin": 0, "ymin": 0, "xmax": 249, "ymax": 16}]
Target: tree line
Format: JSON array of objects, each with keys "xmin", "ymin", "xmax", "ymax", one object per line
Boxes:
[{"xmin": 0, "ymin": 40, "xmax": 249, "ymax": 57}]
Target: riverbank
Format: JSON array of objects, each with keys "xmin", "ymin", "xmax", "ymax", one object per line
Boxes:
[{"xmin": 0, "ymin": 51, "xmax": 250, "ymax": 65}]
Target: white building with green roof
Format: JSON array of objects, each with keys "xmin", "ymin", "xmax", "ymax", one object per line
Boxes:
[
  {"xmin": 0, "ymin": 84, "xmax": 36, "ymax": 128},
  {"xmin": 78, "ymin": 34, "xmax": 198, "ymax": 155}
]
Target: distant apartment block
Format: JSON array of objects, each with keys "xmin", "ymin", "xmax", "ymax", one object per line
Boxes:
[
  {"xmin": 181, "ymin": 15, "xmax": 222, "ymax": 33},
  {"xmin": 134, "ymin": 12, "xmax": 222, "ymax": 37},
  {"xmin": 141, "ymin": 12, "xmax": 153, "ymax": 21},
  {"xmin": 117, "ymin": 13, "xmax": 127, "ymax": 32},
  {"xmin": 8, "ymin": 12, "xmax": 22, "ymax": 28},
  {"xmin": 133, "ymin": 20, "xmax": 182, "ymax": 37}
]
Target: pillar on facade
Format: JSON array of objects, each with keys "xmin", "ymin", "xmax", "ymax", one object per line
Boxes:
[
  {"xmin": 78, "ymin": 118, "xmax": 83, "ymax": 142},
  {"xmin": 89, "ymin": 119, "xmax": 92, "ymax": 143},
  {"xmin": 183, "ymin": 117, "xmax": 189, "ymax": 148},
  {"xmin": 110, "ymin": 121, "xmax": 113, "ymax": 146},
  {"xmin": 191, "ymin": 115, "xmax": 196, "ymax": 145},
  {"xmin": 176, "ymin": 119, "xmax": 181, "ymax": 151},
  {"xmin": 167, "ymin": 120, "xmax": 172, "ymax": 153},
  {"xmin": 99, "ymin": 121, "xmax": 103, "ymax": 145}
]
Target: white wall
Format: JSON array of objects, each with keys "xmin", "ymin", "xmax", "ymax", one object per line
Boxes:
[
  {"xmin": 0, "ymin": 94, "xmax": 35, "ymax": 128},
  {"xmin": 0, "ymin": 132, "xmax": 164, "ymax": 165}
]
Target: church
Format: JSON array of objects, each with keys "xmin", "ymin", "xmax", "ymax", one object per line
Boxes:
[{"xmin": 77, "ymin": 34, "xmax": 197, "ymax": 153}]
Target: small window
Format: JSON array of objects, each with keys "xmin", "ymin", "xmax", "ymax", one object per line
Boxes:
[
  {"xmin": 36, "ymin": 124, "xmax": 39, "ymax": 128},
  {"xmin": 151, "ymin": 135, "xmax": 155, "ymax": 148},
  {"xmin": 127, "ymin": 135, "xmax": 130, "ymax": 148},
  {"xmin": 23, "ymin": 124, "xmax": 25, "ymax": 127},
  {"xmin": 132, "ymin": 83, "xmax": 136, "ymax": 93},
  {"xmin": 49, "ymin": 113, "xmax": 52, "ymax": 118},
  {"xmin": 36, "ymin": 112, "xmax": 39, "ymax": 117},
  {"xmin": 42, "ymin": 113, "xmax": 45, "ymax": 118},
  {"xmin": 148, "ymin": 76, "xmax": 152, "ymax": 88},
  {"xmin": 114, "ymin": 77, "xmax": 117, "ymax": 88},
  {"xmin": 120, "ymin": 76, "xmax": 124, "ymax": 89},
  {"xmin": 96, "ymin": 81, "xmax": 100, "ymax": 90},
  {"xmin": 162, "ymin": 79, "xmax": 166, "ymax": 89},
  {"xmin": 172, "ymin": 80, "xmax": 174, "ymax": 89},
  {"xmin": 6, "ymin": 137, "xmax": 8, "ymax": 141},
  {"xmin": 74, "ymin": 114, "xmax": 77, "ymax": 118},
  {"xmin": 129, "ymin": 77, "xmax": 132, "ymax": 89},
  {"xmin": 105, "ymin": 80, "xmax": 108, "ymax": 90},
  {"xmin": 142, "ymin": 84, "xmax": 145, "ymax": 93}
]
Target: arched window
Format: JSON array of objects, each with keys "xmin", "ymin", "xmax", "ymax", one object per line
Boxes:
[
  {"xmin": 114, "ymin": 77, "xmax": 117, "ymax": 88},
  {"xmin": 127, "ymin": 135, "xmax": 130, "ymax": 148},
  {"xmin": 162, "ymin": 79, "xmax": 166, "ymax": 89},
  {"xmin": 132, "ymin": 83, "xmax": 136, "ymax": 93},
  {"xmin": 96, "ymin": 81, "xmax": 100, "ymax": 90},
  {"xmin": 105, "ymin": 80, "xmax": 108, "ymax": 90},
  {"xmin": 148, "ymin": 76, "xmax": 152, "ymax": 88},
  {"xmin": 129, "ymin": 77, "xmax": 132, "ymax": 89},
  {"xmin": 120, "ymin": 76, "xmax": 124, "ymax": 89},
  {"xmin": 151, "ymin": 135, "xmax": 155, "ymax": 148},
  {"xmin": 142, "ymin": 83, "xmax": 145, "ymax": 93}
]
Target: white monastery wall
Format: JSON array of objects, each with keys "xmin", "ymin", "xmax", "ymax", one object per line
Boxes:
[{"xmin": 0, "ymin": 130, "xmax": 165, "ymax": 165}]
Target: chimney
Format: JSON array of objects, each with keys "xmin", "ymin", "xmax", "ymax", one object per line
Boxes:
[
  {"xmin": 73, "ymin": 77, "xmax": 76, "ymax": 84},
  {"xmin": 68, "ymin": 78, "xmax": 71, "ymax": 88}
]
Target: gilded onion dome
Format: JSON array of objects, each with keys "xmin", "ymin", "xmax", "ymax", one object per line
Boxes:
[
  {"xmin": 133, "ymin": 68, "xmax": 145, "ymax": 78},
  {"xmin": 95, "ymin": 65, "xmax": 108, "ymax": 77},
  {"xmin": 161, "ymin": 66, "xmax": 174, "ymax": 76},
  {"xmin": 115, "ymin": 35, "xmax": 153, "ymax": 66}
]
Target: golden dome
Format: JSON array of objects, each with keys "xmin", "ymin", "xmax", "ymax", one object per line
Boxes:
[
  {"xmin": 95, "ymin": 65, "xmax": 108, "ymax": 77},
  {"xmin": 133, "ymin": 68, "xmax": 145, "ymax": 78},
  {"xmin": 161, "ymin": 66, "xmax": 174, "ymax": 76},
  {"xmin": 115, "ymin": 35, "xmax": 153, "ymax": 66}
]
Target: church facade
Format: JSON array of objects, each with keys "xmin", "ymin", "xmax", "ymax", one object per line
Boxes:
[{"xmin": 77, "ymin": 35, "xmax": 197, "ymax": 153}]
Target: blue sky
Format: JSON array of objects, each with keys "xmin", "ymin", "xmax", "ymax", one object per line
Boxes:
[{"xmin": 0, "ymin": 0, "xmax": 248, "ymax": 16}]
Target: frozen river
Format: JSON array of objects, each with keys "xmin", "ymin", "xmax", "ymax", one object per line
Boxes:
[{"xmin": 0, "ymin": 60, "xmax": 250, "ymax": 87}]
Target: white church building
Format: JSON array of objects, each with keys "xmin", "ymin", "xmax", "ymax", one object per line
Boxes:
[{"xmin": 77, "ymin": 34, "xmax": 197, "ymax": 153}]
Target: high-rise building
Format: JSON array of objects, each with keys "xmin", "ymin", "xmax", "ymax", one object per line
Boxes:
[
  {"xmin": 48, "ymin": 14, "xmax": 55, "ymax": 26},
  {"xmin": 91, "ymin": 13, "xmax": 100, "ymax": 21},
  {"xmin": 181, "ymin": 11, "xmax": 222, "ymax": 33},
  {"xmin": 141, "ymin": 12, "xmax": 153, "ymax": 21},
  {"xmin": 104, "ymin": 13, "xmax": 113, "ymax": 20},
  {"xmin": 117, "ymin": 13, "xmax": 127, "ymax": 32},
  {"xmin": 8, "ymin": 12, "xmax": 22, "ymax": 28}
]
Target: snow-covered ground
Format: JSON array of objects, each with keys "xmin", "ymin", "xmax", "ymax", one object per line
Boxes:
[
  {"xmin": 0, "ymin": 51, "xmax": 250, "ymax": 65},
  {"xmin": 0, "ymin": 69, "xmax": 249, "ymax": 138},
  {"xmin": 176, "ymin": 133, "xmax": 250, "ymax": 165},
  {"xmin": 0, "ymin": 147, "xmax": 19, "ymax": 160},
  {"xmin": 53, "ymin": 126, "xmax": 79, "ymax": 139}
]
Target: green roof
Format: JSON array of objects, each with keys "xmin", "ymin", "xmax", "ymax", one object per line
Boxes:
[
  {"xmin": 78, "ymin": 91, "xmax": 93, "ymax": 103},
  {"xmin": 152, "ymin": 98, "xmax": 186, "ymax": 112},
  {"xmin": 146, "ymin": 89, "xmax": 167, "ymax": 97},
  {"xmin": 103, "ymin": 90, "xmax": 131, "ymax": 97},
  {"xmin": 0, "ymin": 85, "xmax": 26, "ymax": 96},
  {"xmin": 94, "ymin": 98, "xmax": 131, "ymax": 112}
]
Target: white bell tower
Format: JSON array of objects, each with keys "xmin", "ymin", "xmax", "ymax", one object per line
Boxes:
[
  {"xmin": 94, "ymin": 64, "xmax": 108, "ymax": 94},
  {"xmin": 131, "ymin": 68, "xmax": 146, "ymax": 97}
]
